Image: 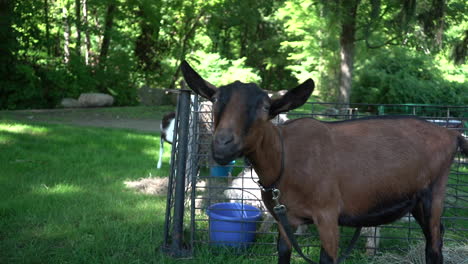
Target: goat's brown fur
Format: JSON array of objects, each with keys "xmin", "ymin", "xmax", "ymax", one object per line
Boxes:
[{"xmin": 181, "ymin": 60, "xmax": 468, "ymax": 264}]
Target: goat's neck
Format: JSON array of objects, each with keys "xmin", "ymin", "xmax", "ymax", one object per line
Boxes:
[{"xmin": 245, "ymin": 121, "xmax": 283, "ymax": 187}]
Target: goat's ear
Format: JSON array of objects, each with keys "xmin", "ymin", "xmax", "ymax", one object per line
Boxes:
[
  {"xmin": 269, "ymin": 79, "xmax": 314, "ymax": 118},
  {"xmin": 181, "ymin": 60, "xmax": 217, "ymax": 100}
]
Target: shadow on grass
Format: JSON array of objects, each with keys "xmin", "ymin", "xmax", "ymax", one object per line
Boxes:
[{"xmin": 0, "ymin": 121, "xmax": 180, "ymax": 264}]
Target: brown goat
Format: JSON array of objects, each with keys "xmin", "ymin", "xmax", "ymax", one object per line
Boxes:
[{"xmin": 181, "ymin": 61, "xmax": 468, "ymax": 264}]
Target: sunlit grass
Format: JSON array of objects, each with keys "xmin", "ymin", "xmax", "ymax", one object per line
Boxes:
[
  {"xmin": 0, "ymin": 122, "xmax": 49, "ymax": 135},
  {"xmin": 33, "ymin": 183, "xmax": 83, "ymax": 195},
  {"xmin": 0, "ymin": 121, "xmax": 172, "ymax": 264}
]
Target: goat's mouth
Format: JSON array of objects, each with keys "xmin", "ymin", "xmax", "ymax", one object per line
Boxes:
[{"xmin": 212, "ymin": 144, "xmax": 242, "ymax": 165}]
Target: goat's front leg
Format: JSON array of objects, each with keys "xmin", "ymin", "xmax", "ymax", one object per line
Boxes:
[{"xmin": 315, "ymin": 213, "xmax": 339, "ymax": 264}]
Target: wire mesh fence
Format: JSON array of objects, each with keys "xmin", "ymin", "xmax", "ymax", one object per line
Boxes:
[{"xmin": 163, "ymin": 94, "xmax": 468, "ymax": 260}]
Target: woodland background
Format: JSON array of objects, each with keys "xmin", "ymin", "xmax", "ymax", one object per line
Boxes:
[{"xmin": 0, "ymin": 0, "xmax": 467, "ymax": 110}]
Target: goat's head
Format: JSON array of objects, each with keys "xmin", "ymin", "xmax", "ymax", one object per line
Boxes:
[{"xmin": 181, "ymin": 61, "xmax": 314, "ymax": 165}]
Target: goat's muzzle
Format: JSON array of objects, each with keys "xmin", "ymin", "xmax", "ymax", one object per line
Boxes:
[{"xmin": 212, "ymin": 129, "xmax": 241, "ymax": 165}]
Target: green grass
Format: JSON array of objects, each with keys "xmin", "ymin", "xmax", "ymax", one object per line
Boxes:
[
  {"xmin": 0, "ymin": 121, "xmax": 287, "ymax": 264},
  {"xmin": 0, "ymin": 121, "xmax": 168, "ymax": 264}
]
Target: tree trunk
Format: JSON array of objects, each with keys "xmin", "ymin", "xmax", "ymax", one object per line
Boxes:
[
  {"xmin": 135, "ymin": 4, "xmax": 162, "ymax": 75},
  {"xmin": 0, "ymin": 0, "xmax": 15, "ymax": 61},
  {"xmin": 338, "ymin": 0, "xmax": 360, "ymax": 105},
  {"xmin": 240, "ymin": 24, "xmax": 249, "ymax": 58},
  {"xmin": 0, "ymin": 0, "xmax": 16, "ymax": 106},
  {"xmin": 82, "ymin": 0, "xmax": 91, "ymax": 65},
  {"xmin": 99, "ymin": 2, "xmax": 117, "ymax": 66},
  {"xmin": 169, "ymin": 10, "xmax": 205, "ymax": 89},
  {"xmin": 62, "ymin": 1, "xmax": 71, "ymax": 64},
  {"xmin": 75, "ymin": 0, "xmax": 81, "ymax": 57},
  {"xmin": 44, "ymin": 0, "xmax": 51, "ymax": 56}
]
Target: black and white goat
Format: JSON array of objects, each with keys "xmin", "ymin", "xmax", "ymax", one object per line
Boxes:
[{"xmin": 157, "ymin": 112, "xmax": 176, "ymax": 169}]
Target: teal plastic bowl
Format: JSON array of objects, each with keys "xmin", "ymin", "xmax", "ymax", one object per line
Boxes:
[{"xmin": 210, "ymin": 160, "xmax": 235, "ymax": 177}]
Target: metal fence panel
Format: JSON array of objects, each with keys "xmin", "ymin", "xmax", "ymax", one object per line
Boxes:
[{"xmin": 164, "ymin": 97, "xmax": 468, "ymax": 259}]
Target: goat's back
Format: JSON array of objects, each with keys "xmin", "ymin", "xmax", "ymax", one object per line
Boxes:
[{"xmin": 280, "ymin": 116, "xmax": 460, "ymax": 218}]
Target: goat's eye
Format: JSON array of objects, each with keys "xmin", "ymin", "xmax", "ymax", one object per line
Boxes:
[
  {"xmin": 263, "ymin": 105, "xmax": 270, "ymax": 112},
  {"xmin": 212, "ymin": 97, "xmax": 218, "ymax": 104}
]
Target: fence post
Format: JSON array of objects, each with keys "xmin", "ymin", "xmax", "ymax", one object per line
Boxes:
[{"xmin": 163, "ymin": 89, "xmax": 192, "ymax": 257}]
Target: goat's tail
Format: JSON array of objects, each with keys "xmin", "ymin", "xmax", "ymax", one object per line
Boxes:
[
  {"xmin": 458, "ymin": 134, "xmax": 468, "ymax": 156},
  {"xmin": 157, "ymin": 137, "xmax": 164, "ymax": 169}
]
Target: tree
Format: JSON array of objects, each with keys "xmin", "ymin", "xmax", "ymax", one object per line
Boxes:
[
  {"xmin": 62, "ymin": 0, "xmax": 71, "ymax": 63},
  {"xmin": 324, "ymin": 0, "xmax": 453, "ymax": 104},
  {"xmin": 337, "ymin": 0, "xmax": 360, "ymax": 105},
  {"xmin": 134, "ymin": 0, "xmax": 163, "ymax": 75},
  {"xmin": 99, "ymin": 1, "xmax": 117, "ymax": 66},
  {"xmin": 44, "ymin": 0, "xmax": 51, "ymax": 56},
  {"xmin": 1, "ymin": 0, "xmax": 465, "ymax": 110},
  {"xmin": 205, "ymin": 0, "xmax": 296, "ymax": 90},
  {"xmin": 82, "ymin": 0, "xmax": 91, "ymax": 65},
  {"xmin": 0, "ymin": 0, "xmax": 16, "ymax": 67},
  {"xmin": 0, "ymin": 0, "xmax": 17, "ymax": 108},
  {"xmin": 451, "ymin": 30, "xmax": 468, "ymax": 64},
  {"xmin": 75, "ymin": 0, "xmax": 82, "ymax": 57},
  {"xmin": 169, "ymin": 6, "xmax": 206, "ymax": 89}
]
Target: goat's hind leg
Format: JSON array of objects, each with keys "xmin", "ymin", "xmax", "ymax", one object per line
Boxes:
[
  {"xmin": 157, "ymin": 137, "xmax": 164, "ymax": 169},
  {"xmin": 411, "ymin": 179, "xmax": 447, "ymax": 264}
]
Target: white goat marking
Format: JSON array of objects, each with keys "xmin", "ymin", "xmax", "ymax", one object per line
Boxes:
[{"xmin": 157, "ymin": 112, "xmax": 176, "ymax": 169}]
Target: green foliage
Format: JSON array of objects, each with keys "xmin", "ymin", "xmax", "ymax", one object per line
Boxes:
[
  {"xmin": 276, "ymin": 0, "xmax": 341, "ymax": 99},
  {"xmin": 96, "ymin": 51, "xmax": 138, "ymax": 106},
  {"xmin": 0, "ymin": 57, "xmax": 137, "ymax": 109},
  {"xmin": 1, "ymin": 63, "xmax": 72, "ymax": 110},
  {"xmin": 1, "ymin": 0, "xmax": 467, "ymax": 109},
  {"xmin": 186, "ymin": 51, "xmax": 261, "ymax": 85},
  {"xmin": 352, "ymin": 48, "xmax": 468, "ymax": 105},
  {"xmin": 1, "ymin": 64, "xmax": 40, "ymax": 110},
  {"xmin": 205, "ymin": 0, "xmax": 297, "ymax": 90}
]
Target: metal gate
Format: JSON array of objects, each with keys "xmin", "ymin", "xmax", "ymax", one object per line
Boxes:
[{"xmin": 163, "ymin": 92, "xmax": 468, "ymax": 259}]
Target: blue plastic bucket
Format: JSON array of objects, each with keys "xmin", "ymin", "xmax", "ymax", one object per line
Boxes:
[
  {"xmin": 207, "ymin": 203, "xmax": 261, "ymax": 247},
  {"xmin": 210, "ymin": 160, "xmax": 235, "ymax": 177}
]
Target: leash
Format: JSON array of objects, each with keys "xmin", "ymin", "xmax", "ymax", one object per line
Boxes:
[{"xmin": 252, "ymin": 126, "xmax": 362, "ymax": 263}]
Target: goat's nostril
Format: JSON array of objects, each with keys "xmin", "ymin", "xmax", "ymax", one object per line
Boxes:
[{"xmin": 216, "ymin": 134, "xmax": 234, "ymax": 146}]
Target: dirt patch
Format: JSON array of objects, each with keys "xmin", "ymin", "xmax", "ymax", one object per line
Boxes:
[{"xmin": 124, "ymin": 177, "xmax": 169, "ymax": 196}]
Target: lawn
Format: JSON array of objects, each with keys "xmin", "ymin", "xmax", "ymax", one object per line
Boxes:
[
  {"xmin": 0, "ymin": 121, "xmax": 163, "ymax": 263},
  {"xmin": 0, "ymin": 121, "xmax": 282, "ymax": 264}
]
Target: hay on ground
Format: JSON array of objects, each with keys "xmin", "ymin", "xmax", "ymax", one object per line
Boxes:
[
  {"xmin": 124, "ymin": 177, "xmax": 169, "ymax": 196},
  {"xmin": 369, "ymin": 243, "xmax": 468, "ymax": 264}
]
